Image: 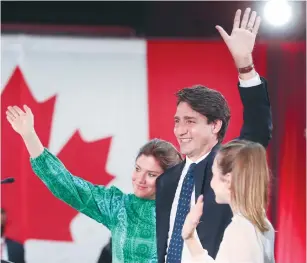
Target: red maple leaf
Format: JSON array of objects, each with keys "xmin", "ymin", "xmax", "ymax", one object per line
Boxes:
[{"xmin": 1, "ymin": 67, "xmax": 115, "ymax": 243}]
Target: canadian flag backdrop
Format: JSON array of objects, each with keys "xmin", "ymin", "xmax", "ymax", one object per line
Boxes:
[{"xmin": 1, "ymin": 35, "xmax": 305, "ymax": 263}]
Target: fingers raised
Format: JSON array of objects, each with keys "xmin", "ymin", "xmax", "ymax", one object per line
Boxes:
[
  {"xmin": 240, "ymin": 8, "xmax": 251, "ymax": 29},
  {"xmin": 7, "ymin": 105, "xmax": 28, "ymax": 118},
  {"xmin": 247, "ymin": 11, "xmax": 257, "ymax": 30},
  {"xmin": 196, "ymin": 195, "xmax": 204, "ymax": 205},
  {"xmin": 7, "ymin": 106, "xmax": 19, "ymax": 118},
  {"xmin": 216, "ymin": 25, "xmax": 229, "ymax": 42},
  {"xmin": 252, "ymin": 16, "xmax": 261, "ymax": 35},
  {"xmin": 233, "ymin": 9, "xmax": 241, "ymax": 29},
  {"xmin": 6, "ymin": 111, "xmax": 15, "ymax": 122},
  {"xmin": 193, "ymin": 195, "xmax": 204, "ymax": 222},
  {"xmin": 23, "ymin": 105, "xmax": 33, "ymax": 115},
  {"xmin": 13, "ymin": 106, "xmax": 25, "ymax": 116}
]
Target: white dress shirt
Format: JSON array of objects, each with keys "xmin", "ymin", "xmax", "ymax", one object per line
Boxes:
[
  {"xmin": 189, "ymin": 214, "xmax": 275, "ymax": 263},
  {"xmin": 165, "ymin": 74, "xmax": 262, "ymax": 262},
  {"xmin": 239, "ymin": 73, "xmax": 262, "ymax": 87},
  {"xmin": 0, "ymin": 237, "xmax": 9, "ymax": 261}
]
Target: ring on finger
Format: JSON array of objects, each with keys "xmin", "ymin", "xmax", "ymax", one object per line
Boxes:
[{"xmin": 247, "ymin": 27, "xmax": 253, "ymax": 33}]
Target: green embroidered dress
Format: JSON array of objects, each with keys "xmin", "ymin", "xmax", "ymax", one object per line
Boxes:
[{"xmin": 30, "ymin": 148, "xmax": 157, "ymax": 263}]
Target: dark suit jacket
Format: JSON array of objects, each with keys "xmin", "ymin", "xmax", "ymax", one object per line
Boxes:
[
  {"xmin": 97, "ymin": 239, "xmax": 112, "ymax": 263},
  {"xmin": 5, "ymin": 238, "xmax": 25, "ymax": 263},
  {"xmin": 156, "ymin": 78, "xmax": 272, "ymax": 262}
]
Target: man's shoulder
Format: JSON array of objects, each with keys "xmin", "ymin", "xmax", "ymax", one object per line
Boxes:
[
  {"xmin": 164, "ymin": 160, "xmax": 185, "ymax": 175},
  {"xmin": 197, "ymin": 144, "xmax": 220, "ymax": 167},
  {"xmin": 156, "ymin": 161, "xmax": 184, "ymax": 184},
  {"xmin": 167, "ymin": 161, "xmax": 185, "ymax": 172}
]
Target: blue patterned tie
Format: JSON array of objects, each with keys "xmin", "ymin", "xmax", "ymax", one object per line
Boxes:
[{"xmin": 166, "ymin": 163, "xmax": 197, "ymax": 263}]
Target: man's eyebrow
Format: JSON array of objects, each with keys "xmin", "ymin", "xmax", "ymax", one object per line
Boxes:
[{"xmin": 174, "ymin": 116, "xmax": 197, "ymax": 120}]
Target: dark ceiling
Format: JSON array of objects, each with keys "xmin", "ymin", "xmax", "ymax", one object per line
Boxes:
[{"xmin": 1, "ymin": 1, "xmax": 306, "ymax": 40}]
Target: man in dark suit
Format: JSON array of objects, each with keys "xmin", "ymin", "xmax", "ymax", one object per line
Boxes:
[
  {"xmin": 155, "ymin": 8, "xmax": 272, "ymax": 263},
  {"xmin": 97, "ymin": 238, "xmax": 112, "ymax": 263},
  {"xmin": 1, "ymin": 209, "xmax": 25, "ymax": 263}
]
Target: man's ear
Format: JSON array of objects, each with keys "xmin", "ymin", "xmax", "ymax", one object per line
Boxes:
[{"xmin": 211, "ymin": 119, "xmax": 222, "ymax": 135}]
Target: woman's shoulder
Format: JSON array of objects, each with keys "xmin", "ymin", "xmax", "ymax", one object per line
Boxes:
[
  {"xmin": 225, "ymin": 214, "xmax": 274, "ymax": 240},
  {"xmin": 224, "ymin": 214, "xmax": 259, "ymax": 238}
]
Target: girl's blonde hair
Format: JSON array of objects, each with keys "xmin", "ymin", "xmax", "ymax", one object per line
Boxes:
[{"xmin": 217, "ymin": 140, "xmax": 270, "ymax": 233}]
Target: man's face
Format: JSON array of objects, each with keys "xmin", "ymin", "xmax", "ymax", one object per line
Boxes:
[{"xmin": 174, "ymin": 102, "xmax": 216, "ymax": 161}]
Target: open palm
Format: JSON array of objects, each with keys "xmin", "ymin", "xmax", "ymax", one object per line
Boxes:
[
  {"xmin": 216, "ymin": 8, "xmax": 261, "ymax": 63},
  {"xmin": 6, "ymin": 105, "xmax": 35, "ymax": 136},
  {"xmin": 182, "ymin": 195, "xmax": 204, "ymax": 240}
]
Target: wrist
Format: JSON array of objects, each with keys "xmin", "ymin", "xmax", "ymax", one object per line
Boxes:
[
  {"xmin": 185, "ymin": 237, "xmax": 205, "ymax": 257},
  {"xmin": 239, "ymin": 69, "xmax": 257, "ymax": 80},
  {"xmin": 236, "ymin": 54, "xmax": 257, "ymax": 80},
  {"xmin": 183, "ymin": 234, "xmax": 194, "ymax": 241},
  {"xmin": 234, "ymin": 54, "xmax": 253, "ymax": 68},
  {"xmin": 21, "ymin": 129, "xmax": 36, "ymax": 140}
]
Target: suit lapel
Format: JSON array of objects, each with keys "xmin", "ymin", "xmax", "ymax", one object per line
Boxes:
[
  {"xmin": 158, "ymin": 160, "xmax": 185, "ymax": 213},
  {"xmin": 194, "ymin": 161, "xmax": 208, "ymax": 200},
  {"xmin": 194, "ymin": 143, "xmax": 220, "ymax": 202}
]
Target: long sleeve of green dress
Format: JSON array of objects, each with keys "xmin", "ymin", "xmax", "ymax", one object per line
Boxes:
[{"xmin": 30, "ymin": 148, "xmax": 158, "ymax": 263}]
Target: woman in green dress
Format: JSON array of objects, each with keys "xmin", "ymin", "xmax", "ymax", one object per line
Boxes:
[{"xmin": 6, "ymin": 105, "xmax": 182, "ymax": 263}]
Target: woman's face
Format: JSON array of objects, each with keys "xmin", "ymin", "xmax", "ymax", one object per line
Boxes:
[{"xmin": 132, "ymin": 154, "xmax": 164, "ymax": 199}]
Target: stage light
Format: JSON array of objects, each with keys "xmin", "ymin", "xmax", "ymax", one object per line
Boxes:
[{"xmin": 264, "ymin": 0, "xmax": 292, "ymax": 26}]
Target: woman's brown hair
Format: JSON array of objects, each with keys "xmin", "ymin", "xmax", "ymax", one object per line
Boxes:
[{"xmin": 136, "ymin": 138, "xmax": 183, "ymax": 171}]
